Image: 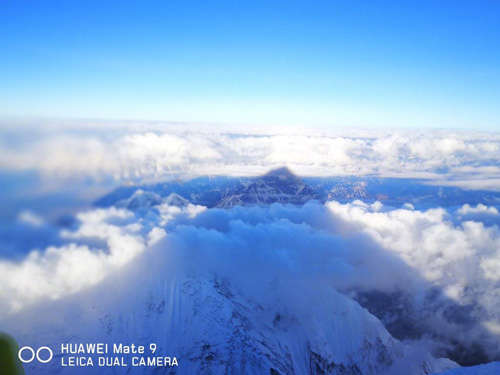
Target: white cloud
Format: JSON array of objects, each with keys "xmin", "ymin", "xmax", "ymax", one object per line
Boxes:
[
  {"xmin": 458, "ymin": 204, "xmax": 499, "ymax": 216},
  {"xmin": 0, "ymin": 198, "xmax": 209, "ymax": 316},
  {"xmin": 326, "ymin": 201, "xmax": 500, "ymax": 288},
  {"xmin": 0, "ymin": 207, "xmax": 146, "ymax": 313},
  {"xmin": 403, "ymin": 203, "xmax": 415, "ymax": 210},
  {"xmin": 17, "ymin": 210, "xmax": 44, "ymax": 227},
  {"xmin": 325, "ymin": 200, "xmax": 500, "ymax": 356},
  {"xmin": 1, "ymin": 125, "xmax": 500, "ymax": 190}
]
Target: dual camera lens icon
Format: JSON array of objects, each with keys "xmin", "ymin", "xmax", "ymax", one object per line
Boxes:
[{"xmin": 18, "ymin": 346, "xmax": 53, "ymax": 363}]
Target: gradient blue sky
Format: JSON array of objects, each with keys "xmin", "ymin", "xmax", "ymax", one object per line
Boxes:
[{"xmin": 1, "ymin": 0, "xmax": 499, "ymax": 130}]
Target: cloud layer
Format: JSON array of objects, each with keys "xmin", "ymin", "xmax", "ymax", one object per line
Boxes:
[
  {"xmin": 1, "ymin": 197, "xmax": 499, "ymax": 363},
  {"xmin": 1, "ymin": 124, "xmax": 500, "ymax": 189}
]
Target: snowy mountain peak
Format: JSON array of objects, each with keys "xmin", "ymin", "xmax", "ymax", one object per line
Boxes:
[
  {"xmin": 163, "ymin": 192, "xmax": 190, "ymax": 207},
  {"xmin": 217, "ymin": 167, "xmax": 318, "ymax": 208},
  {"xmin": 115, "ymin": 189, "xmax": 163, "ymax": 210}
]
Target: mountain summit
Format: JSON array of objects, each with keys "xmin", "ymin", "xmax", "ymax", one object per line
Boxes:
[{"xmin": 217, "ymin": 167, "xmax": 318, "ymax": 208}]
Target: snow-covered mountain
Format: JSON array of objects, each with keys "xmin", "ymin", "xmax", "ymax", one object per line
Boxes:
[
  {"xmin": 95, "ymin": 169, "xmax": 500, "ymax": 211},
  {"xmin": 216, "ymin": 167, "xmax": 318, "ymax": 208},
  {"xmin": 115, "ymin": 189, "xmax": 163, "ymax": 210},
  {"xmin": 103, "ymin": 167, "xmax": 320, "ymax": 211},
  {"xmin": 10, "ymin": 253, "xmax": 456, "ymax": 375},
  {"xmin": 327, "ymin": 181, "xmax": 368, "ymax": 202}
]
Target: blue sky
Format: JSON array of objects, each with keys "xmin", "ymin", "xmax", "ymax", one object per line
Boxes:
[{"xmin": 1, "ymin": 0, "xmax": 499, "ymax": 130}]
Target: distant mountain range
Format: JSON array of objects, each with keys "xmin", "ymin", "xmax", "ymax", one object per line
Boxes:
[{"xmin": 96, "ymin": 167, "xmax": 500, "ymax": 210}]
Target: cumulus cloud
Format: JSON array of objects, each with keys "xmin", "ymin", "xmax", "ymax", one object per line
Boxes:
[
  {"xmin": 0, "ymin": 201, "xmax": 205, "ymax": 315},
  {"xmin": 325, "ymin": 201, "xmax": 500, "ymax": 360},
  {"xmin": 0, "ymin": 207, "xmax": 142, "ymax": 313},
  {"xmin": 1, "ymin": 123, "xmax": 500, "ymax": 190},
  {"xmin": 458, "ymin": 204, "xmax": 499, "ymax": 216},
  {"xmin": 326, "ymin": 201, "xmax": 500, "ymax": 297}
]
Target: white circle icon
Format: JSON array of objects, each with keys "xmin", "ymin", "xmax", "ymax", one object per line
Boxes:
[
  {"xmin": 18, "ymin": 346, "xmax": 53, "ymax": 363},
  {"xmin": 18, "ymin": 346, "xmax": 35, "ymax": 363},
  {"xmin": 37, "ymin": 346, "xmax": 53, "ymax": 363}
]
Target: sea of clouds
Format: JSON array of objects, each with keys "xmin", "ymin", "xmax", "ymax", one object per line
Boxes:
[
  {"xmin": 1, "ymin": 122, "xmax": 500, "ymax": 365},
  {"xmin": 1, "ymin": 121, "xmax": 500, "ymax": 190}
]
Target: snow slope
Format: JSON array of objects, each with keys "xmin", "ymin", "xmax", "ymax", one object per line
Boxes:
[{"xmin": 8, "ymin": 244, "xmax": 456, "ymax": 375}]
